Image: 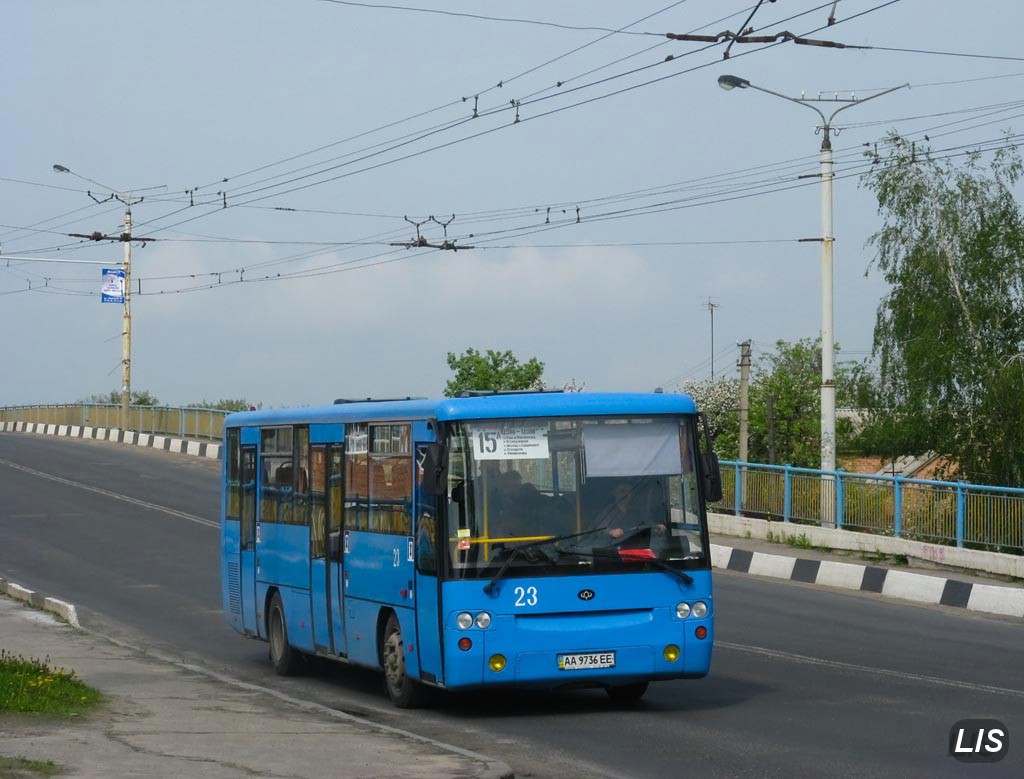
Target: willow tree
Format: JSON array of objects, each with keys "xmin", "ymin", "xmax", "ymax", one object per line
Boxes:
[{"xmin": 861, "ymin": 134, "xmax": 1024, "ymax": 486}]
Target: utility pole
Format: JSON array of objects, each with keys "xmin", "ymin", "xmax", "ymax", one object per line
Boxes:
[
  {"xmin": 717, "ymin": 75, "xmax": 907, "ymax": 526},
  {"xmin": 121, "ymin": 206, "xmax": 133, "ymax": 431},
  {"xmin": 737, "ymin": 340, "xmax": 751, "ymax": 463},
  {"xmin": 703, "ymin": 298, "xmax": 720, "ymax": 378},
  {"xmin": 767, "ymin": 395, "xmax": 776, "ymax": 465},
  {"xmin": 54, "ymin": 164, "xmax": 156, "ymax": 432}
]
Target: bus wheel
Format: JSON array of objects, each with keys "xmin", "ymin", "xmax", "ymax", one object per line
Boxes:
[
  {"xmin": 606, "ymin": 682, "xmax": 649, "ymax": 703},
  {"xmin": 382, "ymin": 613, "xmax": 426, "ymax": 708},
  {"xmin": 268, "ymin": 592, "xmax": 303, "ymax": 676}
]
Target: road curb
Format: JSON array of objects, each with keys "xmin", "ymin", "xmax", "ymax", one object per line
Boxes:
[
  {"xmin": 0, "ymin": 578, "xmax": 80, "ymax": 626},
  {"xmin": 0, "ymin": 421, "xmax": 220, "ymax": 461},
  {"xmin": 0, "ymin": 580, "xmax": 513, "ymax": 779},
  {"xmin": 710, "ymin": 543, "xmax": 1024, "ymax": 618}
]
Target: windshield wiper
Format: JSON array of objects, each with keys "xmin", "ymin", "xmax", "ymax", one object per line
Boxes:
[
  {"xmin": 637, "ymin": 554, "xmax": 694, "ymax": 585},
  {"xmin": 482, "ymin": 525, "xmax": 632, "ymax": 595}
]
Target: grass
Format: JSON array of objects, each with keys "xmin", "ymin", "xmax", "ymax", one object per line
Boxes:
[
  {"xmin": 0, "ymin": 650, "xmax": 101, "ymax": 715},
  {"xmin": 0, "ymin": 755, "xmax": 63, "ymax": 778},
  {"xmin": 860, "ymin": 549, "xmax": 910, "ymax": 566},
  {"xmin": 785, "ymin": 533, "xmax": 815, "ymax": 550},
  {"xmin": 763, "ymin": 529, "xmax": 832, "ymax": 554}
]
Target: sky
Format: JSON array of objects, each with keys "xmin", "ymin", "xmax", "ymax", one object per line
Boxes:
[{"xmin": 2, "ymin": 0, "xmax": 1023, "ymax": 408}]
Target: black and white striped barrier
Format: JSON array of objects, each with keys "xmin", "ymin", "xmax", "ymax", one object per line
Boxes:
[
  {"xmin": 710, "ymin": 543, "xmax": 1024, "ymax": 618},
  {"xmin": 1, "ymin": 421, "xmax": 220, "ymax": 460}
]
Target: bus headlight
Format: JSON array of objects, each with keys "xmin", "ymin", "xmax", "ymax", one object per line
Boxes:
[
  {"xmin": 692, "ymin": 601, "xmax": 708, "ymax": 619},
  {"xmin": 676, "ymin": 602, "xmax": 691, "ymax": 619},
  {"xmin": 663, "ymin": 644, "xmax": 681, "ymax": 662},
  {"xmin": 456, "ymin": 612, "xmax": 473, "ymax": 630},
  {"xmin": 475, "ymin": 611, "xmax": 492, "ymax": 629},
  {"xmin": 488, "ymin": 654, "xmax": 506, "ymax": 672}
]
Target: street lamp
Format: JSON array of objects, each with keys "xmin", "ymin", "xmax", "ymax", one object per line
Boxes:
[
  {"xmin": 53, "ymin": 164, "xmax": 141, "ymax": 433},
  {"xmin": 717, "ymin": 74, "xmax": 906, "ymax": 526}
]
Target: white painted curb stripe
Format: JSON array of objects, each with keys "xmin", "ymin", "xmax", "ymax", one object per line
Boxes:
[
  {"xmin": 710, "ymin": 544, "xmax": 732, "ymax": 569},
  {"xmin": 816, "ymin": 560, "xmax": 867, "ymax": 591},
  {"xmin": 881, "ymin": 569, "xmax": 947, "ymax": 605},
  {"xmin": 747, "ymin": 552, "xmax": 797, "ymax": 580},
  {"xmin": 968, "ymin": 584, "xmax": 1024, "ymax": 618}
]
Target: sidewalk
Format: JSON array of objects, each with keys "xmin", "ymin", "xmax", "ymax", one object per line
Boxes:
[
  {"xmin": 0, "ymin": 596, "xmax": 510, "ymax": 779},
  {"xmin": 710, "ymin": 531, "xmax": 1024, "ymax": 618}
]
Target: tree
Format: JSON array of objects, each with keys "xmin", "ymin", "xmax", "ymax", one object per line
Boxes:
[
  {"xmin": 444, "ymin": 348, "xmax": 545, "ymax": 397},
  {"xmin": 860, "ymin": 134, "xmax": 1024, "ymax": 485},
  {"xmin": 188, "ymin": 398, "xmax": 257, "ymax": 412},
  {"xmin": 741, "ymin": 339, "xmax": 867, "ymax": 467},
  {"xmin": 82, "ymin": 389, "xmax": 159, "ymax": 406},
  {"xmin": 747, "ymin": 339, "xmax": 823, "ymax": 468},
  {"xmin": 678, "ymin": 377, "xmax": 740, "ymax": 458}
]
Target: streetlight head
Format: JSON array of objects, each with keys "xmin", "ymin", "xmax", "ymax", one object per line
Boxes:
[
  {"xmin": 53, "ymin": 164, "xmax": 71, "ymax": 173},
  {"xmin": 717, "ymin": 74, "xmax": 750, "ymax": 91}
]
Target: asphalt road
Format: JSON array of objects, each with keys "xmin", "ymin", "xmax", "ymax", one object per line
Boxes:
[{"xmin": 1, "ymin": 432, "xmax": 1022, "ymax": 778}]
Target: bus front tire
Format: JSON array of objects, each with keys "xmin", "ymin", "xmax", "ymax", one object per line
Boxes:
[
  {"xmin": 606, "ymin": 681, "xmax": 649, "ymax": 703},
  {"xmin": 268, "ymin": 592, "xmax": 303, "ymax": 676},
  {"xmin": 382, "ymin": 613, "xmax": 426, "ymax": 708}
]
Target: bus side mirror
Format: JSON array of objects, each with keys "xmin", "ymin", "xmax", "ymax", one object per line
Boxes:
[
  {"xmin": 420, "ymin": 443, "xmax": 445, "ymax": 496},
  {"xmin": 701, "ymin": 452, "xmax": 723, "ymax": 503}
]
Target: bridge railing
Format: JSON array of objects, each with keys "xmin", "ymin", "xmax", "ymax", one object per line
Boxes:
[
  {"xmin": 0, "ymin": 404, "xmax": 229, "ymax": 441},
  {"xmin": 717, "ymin": 461, "xmax": 1024, "ymax": 554}
]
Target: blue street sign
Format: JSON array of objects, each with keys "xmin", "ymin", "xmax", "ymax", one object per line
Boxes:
[{"xmin": 101, "ymin": 268, "xmax": 125, "ymax": 303}]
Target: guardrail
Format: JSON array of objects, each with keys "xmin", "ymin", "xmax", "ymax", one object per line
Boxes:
[
  {"xmin": 0, "ymin": 404, "xmax": 229, "ymax": 441},
  {"xmin": 717, "ymin": 461, "xmax": 1024, "ymax": 554}
]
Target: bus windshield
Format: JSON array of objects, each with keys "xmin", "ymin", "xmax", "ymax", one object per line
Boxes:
[{"xmin": 444, "ymin": 415, "xmax": 706, "ymax": 580}]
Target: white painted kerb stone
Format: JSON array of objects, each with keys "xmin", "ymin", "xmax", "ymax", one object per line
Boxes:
[
  {"xmin": 881, "ymin": 569, "xmax": 946, "ymax": 605},
  {"xmin": 967, "ymin": 585, "xmax": 1024, "ymax": 618},
  {"xmin": 747, "ymin": 552, "xmax": 797, "ymax": 580},
  {"xmin": 7, "ymin": 583, "xmax": 34, "ymax": 604},
  {"xmin": 816, "ymin": 560, "xmax": 867, "ymax": 591},
  {"xmin": 43, "ymin": 597, "xmax": 80, "ymax": 627}
]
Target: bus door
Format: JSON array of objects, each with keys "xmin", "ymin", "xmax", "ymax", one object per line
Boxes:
[
  {"xmin": 309, "ymin": 441, "xmax": 346, "ymax": 655},
  {"xmin": 239, "ymin": 444, "xmax": 258, "ymax": 636},
  {"xmin": 414, "ymin": 438, "xmax": 444, "ymax": 684},
  {"xmin": 328, "ymin": 445, "xmax": 347, "ymax": 655}
]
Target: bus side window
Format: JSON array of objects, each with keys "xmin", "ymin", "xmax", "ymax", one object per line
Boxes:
[
  {"xmin": 416, "ymin": 445, "xmax": 437, "ymax": 574},
  {"xmin": 416, "ymin": 512, "xmax": 437, "ymax": 574}
]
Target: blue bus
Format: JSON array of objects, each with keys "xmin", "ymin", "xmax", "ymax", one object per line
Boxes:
[{"xmin": 220, "ymin": 392, "xmax": 721, "ymax": 707}]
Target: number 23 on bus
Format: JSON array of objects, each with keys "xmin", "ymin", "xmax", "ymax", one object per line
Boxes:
[{"xmin": 220, "ymin": 392, "xmax": 722, "ymax": 707}]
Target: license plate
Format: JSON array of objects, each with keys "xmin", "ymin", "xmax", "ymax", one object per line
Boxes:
[{"xmin": 557, "ymin": 651, "xmax": 616, "ymax": 670}]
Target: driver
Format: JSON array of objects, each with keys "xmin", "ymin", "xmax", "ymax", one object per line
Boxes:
[{"xmin": 589, "ymin": 481, "xmax": 665, "ymax": 540}]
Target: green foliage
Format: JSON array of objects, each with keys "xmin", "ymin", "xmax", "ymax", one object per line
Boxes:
[
  {"xmin": 860, "ymin": 134, "xmax": 1024, "ymax": 486},
  {"xmin": 747, "ymin": 339, "xmax": 822, "ymax": 467},
  {"xmin": 678, "ymin": 377, "xmax": 740, "ymax": 458},
  {"xmin": 785, "ymin": 532, "xmax": 814, "ymax": 550},
  {"xmin": 0, "ymin": 650, "xmax": 101, "ymax": 714},
  {"xmin": 744, "ymin": 338, "xmax": 868, "ymax": 467},
  {"xmin": 82, "ymin": 389, "xmax": 159, "ymax": 406},
  {"xmin": 0, "ymin": 756, "xmax": 62, "ymax": 777},
  {"xmin": 444, "ymin": 348, "xmax": 545, "ymax": 397},
  {"xmin": 187, "ymin": 398, "xmax": 256, "ymax": 412},
  {"xmin": 681, "ymin": 340, "xmax": 871, "ymax": 464}
]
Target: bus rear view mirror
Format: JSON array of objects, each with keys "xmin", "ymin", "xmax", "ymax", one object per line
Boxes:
[
  {"xmin": 420, "ymin": 443, "xmax": 445, "ymax": 496},
  {"xmin": 701, "ymin": 452, "xmax": 723, "ymax": 503}
]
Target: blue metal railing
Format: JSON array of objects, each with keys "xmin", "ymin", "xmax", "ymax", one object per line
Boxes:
[{"xmin": 717, "ymin": 461, "xmax": 1024, "ymax": 553}]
